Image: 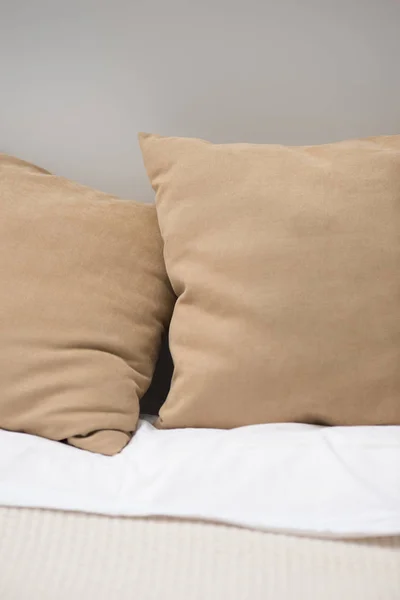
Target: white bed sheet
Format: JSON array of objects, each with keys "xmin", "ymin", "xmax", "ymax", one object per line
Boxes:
[{"xmin": 0, "ymin": 418, "xmax": 400, "ymax": 539}]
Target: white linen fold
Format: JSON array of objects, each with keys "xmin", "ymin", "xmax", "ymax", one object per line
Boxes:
[{"xmin": 1, "ymin": 419, "xmax": 399, "ymax": 539}]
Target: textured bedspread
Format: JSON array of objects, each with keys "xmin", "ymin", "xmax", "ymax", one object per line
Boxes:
[{"xmin": 1, "ymin": 507, "xmax": 399, "ymax": 600}]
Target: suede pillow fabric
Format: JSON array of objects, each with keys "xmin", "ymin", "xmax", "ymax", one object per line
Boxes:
[
  {"xmin": 0, "ymin": 154, "xmax": 174, "ymax": 454},
  {"xmin": 140, "ymin": 133, "xmax": 400, "ymax": 429}
]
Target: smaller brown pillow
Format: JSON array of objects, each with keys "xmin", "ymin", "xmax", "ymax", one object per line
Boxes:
[{"xmin": 0, "ymin": 154, "xmax": 174, "ymax": 454}]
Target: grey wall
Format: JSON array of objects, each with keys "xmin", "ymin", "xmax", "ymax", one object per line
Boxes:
[{"xmin": 1, "ymin": 0, "xmax": 399, "ymax": 200}]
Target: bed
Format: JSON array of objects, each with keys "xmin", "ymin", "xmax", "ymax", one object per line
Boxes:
[
  {"xmin": 1, "ymin": 417, "xmax": 400, "ymax": 599},
  {"xmin": 2, "ymin": 3, "xmax": 400, "ymax": 598}
]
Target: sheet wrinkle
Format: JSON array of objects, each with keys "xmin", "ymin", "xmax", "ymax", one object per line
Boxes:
[{"xmin": 321, "ymin": 431, "xmax": 400, "ymax": 507}]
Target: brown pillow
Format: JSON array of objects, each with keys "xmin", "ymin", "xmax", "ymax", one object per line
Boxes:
[
  {"xmin": 139, "ymin": 133, "xmax": 400, "ymax": 429},
  {"xmin": 0, "ymin": 154, "xmax": 174, "ymax": 454}
]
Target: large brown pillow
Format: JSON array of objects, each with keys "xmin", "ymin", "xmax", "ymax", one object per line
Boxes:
[
  {"xmin": 0, "ymin": 154, "xmax": 174, "ymax": 454},
  {"xmin": 139, "ymin": 133, "xmax": 400, "ymax": 429}
]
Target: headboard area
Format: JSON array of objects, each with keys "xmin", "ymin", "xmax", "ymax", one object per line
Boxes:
[{"xmin": 1, "ymin": 0, "xmax": 399, "ymax": 201}]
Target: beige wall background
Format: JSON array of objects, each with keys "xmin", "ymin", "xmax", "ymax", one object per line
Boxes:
[{"xmin": 1, "ymin": 0, "xmax": 399, "ymax": 200}]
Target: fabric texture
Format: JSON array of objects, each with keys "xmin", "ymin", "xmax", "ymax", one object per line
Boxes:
[
  {"xmin": 1, "ymin": 507, "xmax": 399, "ymax": 600},
  {"xmin": 140, "ymin": 133, "xmax": 400, "ymax": 429},
  {"xmin": 0, "ymin": 154, "xmax": 174, "ymax": 455}
]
